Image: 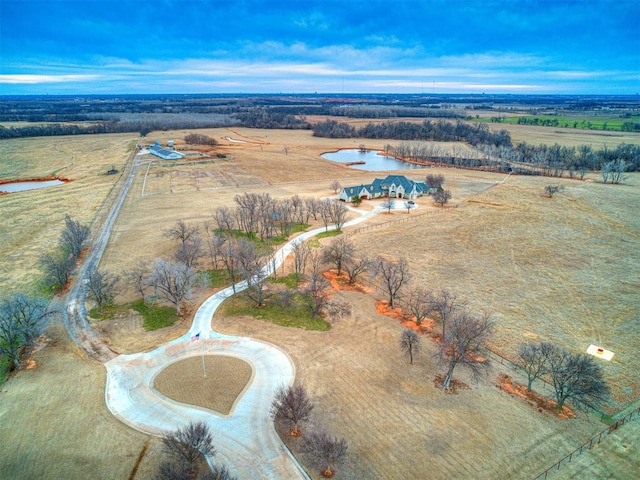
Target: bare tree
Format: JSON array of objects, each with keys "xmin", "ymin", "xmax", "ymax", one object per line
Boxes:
[
  {"xmin": 235, "ymin": 238, "xmax": 268, "ymax": 307},
  {"xmin": 437, "ymin": 311, "xmax": 493, "ymax": 391},
  {"xmin": 164, "ymin": 219, "xmax": 200, "ymax": 246},
  {"xmin": 546, "ymin": 345, "xmax": 610, "ymax": 411},
  {"xmin": 271, "ymin": 383, "xmax": 314, "ymax": 436},
  {"xmin": 381, "ymin": 198, "xmax": 395, "ymax": 213},
  {"xmin": 544, "ymin": 185, "xmax": 565, "ymax": 198},
  {"xmin": 400, "ymin": 328, "xmax": 420, "ymax": 365},
  {"xmin": 0, "ymin": 294, "xmax": 57, "ymax": 371},
  {"xmin": 327, "ymin": 201, "xmax": 349, "ymax": 231},
  {"xmin": 305, "ymin": 197, "xmax": 321, "ymax": 221},
  {"xmin": 292, "ymin": 240, "xmax": 311, "ymax": 278},
  {"xmin": 39, "ymin": 251, "xmax": 75, "ymax": 291},
  {"xmin": 601, "ymin": 159, "xmax": 628, "ymax": 184},
  {"xmin": 87, "ymin": 270, "xmax": 120, "ymax": 312},
  {"xmin": 300, "ymin": 430, "xmax": 348, "ymax": 478},
  {"xmin": 430, "ymin": 289, "xmax": 466, "ymax": 339},
  {"xmin": 517, "ymin": 342, "xmax": 554, "ymax": 392},
  {"xmin": 212, "ymin": 207, "xmax": 236, "ymax": 235},
  {"xmin": 425, "ymin": 173, "xmax": 445, "ymax": 190},
  {"xmin": 202, "ymin": 465, "xmax": 238, "ymax": 480},
  {"xmin": 204, "ymin": 224, "xmax": 226, "ymax": 270},
  {"xmin": 322, "ymin": 236, "xmax": 355, "ymax": 276},
  {"xmin": 330, "ymin": 179, "xmax": 341, "ymax": 194},
  {"xmin": 147, "ymin": 260, "xmax": 200, "ymax": 315},
  {"xmin": 162, "ymin": 421, "xmax": 216, "ymax": 467},
  {"xmin": 404, "ymin": 286, "xmax": 433, "ymax": 326},
  {"xmin": 301, "ymin": 251, "xmax": 331, "ymax": 317},
  {"xmin": 174, "ymin": 235, "xmax": 203, "ymax": 268},
  {"xmin": 122, "ymin": 261, "xmax": 149, "ymax": 301},
  {"xmin": 60, "ymin": 215, "xmax": 91, "ymax": 259},
  {"xmin": 433, "ymin": 190, "xmax": 452, "ymax": 206},
  {"xmin": 403, "ymin": 200, "xmax": 415, "ymax": 213},
  {"xmin": 343, "ymin": 255, "xmax": 372, "ymax": 285},
  {"xmin": 373, "ymin": 257, "xmax": 410, "ymax": 308}
]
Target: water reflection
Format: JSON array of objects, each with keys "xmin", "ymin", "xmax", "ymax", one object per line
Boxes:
[
  {"xmin": 0, "ymin": 179, "xmax": 65, "ymax": 193},
  {"xmin": 321, "ymin": 149, "xmax": 422, "ymax": 171}
]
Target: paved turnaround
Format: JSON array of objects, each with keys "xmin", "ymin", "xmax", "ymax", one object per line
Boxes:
[{"xmin": 104, "ymin": 202, "xmax": 403, "ymax": 479}]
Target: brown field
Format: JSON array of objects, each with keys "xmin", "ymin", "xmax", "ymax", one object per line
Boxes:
[
  {"xmin": 1, "ymin": 125, "xmax": 639, "ymax": 479},
  {"xmin": 153, "ymin": 355, "xmax": 253, "ymax": 415},
  {"xmin": 0, "ymin": 133, "xmax": 136, "ymax": 296}
]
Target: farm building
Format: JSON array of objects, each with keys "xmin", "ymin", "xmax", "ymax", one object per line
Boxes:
[
  {"xmin": 339, "ymin": 175, "xmax": 428, "ymax": 202},
  {"xmin": 149, "ymin": 144, "xmax": 184, "ymax": 160}
]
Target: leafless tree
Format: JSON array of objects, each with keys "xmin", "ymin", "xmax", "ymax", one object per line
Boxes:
[
  {"xmin": 163, "ymin": 219, "xmax": 200, "ymax": 246},
  {"xmin": 433, "ymin": 189, "xmax": 452, "ymax": 206},
  {"xmin": 0, "ymin": 294, "xmax": 57, "ymax": 371},
  {"xmin": 400, "ymin": 328, "xmax": 420, "ymax": 365},
  {"xmin": 343, "ymin": 255, "xmax": 372, "ymax": 285},
  {"xmin": 404, "ymin": 286, "xmax": 433, "ymax": 326},
  {"xmin": 39, "ymin": 251, "xmax": 75, "ymax": 291},
  {"xmin": 270, "ymin": 383, "xmax": 314, "ymax": 436},
  {"xmin": 517, "ymin": 342, "xmax": 554, "ymax": 392},
  {"xmin": 430, "ymin": 289, "xmax": 466, "ymax": 339},
  {"xmin": 235, "ymin": 238, "xmax": 268, "ymax": 307},
  {"xmin": 437, "ymin": 311, "xmax": 493, "ymax": 391},
  {"xmin": 301, "ymin": 251, "xmax": 331, "ymax": 317},
  {"xmin": 87, "ymin": 270, "xmax": 120, "ymax": 312},
  {"xmin": 212, "ymin": 207, "xmax": 236, "ymax": 235},
  {"xmin": 122, "ymin": 261, "xmax": 149, "ymax": 301},
  {"xmin": 425, "ymin": 173, "xmax": 445, "ymax": 190},
  {"xmin": 546, "ymin": 345, "xmax": 610, "ymax": 411},
  {"xmin": 325, "ymin": 300, "xmax": 352, "ymax": 322},
  {"xmin": 322, "ymin": 236, "xmax": 355, "ymax": 276},
  {"xmin": 330, "ymin": 179, "xmax": 341, "ymax": 194},
  {"xmin": 60, "ymin": 215, "xmax": 91, "ymax": 259},
  {"xmin": 381, "ymin": 198, "xmax": 395, "ymax": 213},
  {"xmin": 300, "ymin": 430, "xmax": 348, "ymax": 478},
  {"xmin": 327, "ymin": 200, "xmax": 349, "ymax": 231},
  {"xmin": 373, "ymin": 257, "xmax": 410, "ymax": 308},
  {"xmin": 203, "ymin": 224, "xmax": 226, "ymax": 270},
  {"xmin": 403, "ymin": 200, "xmax": 415, "ymax": 213},
  {"xmin": 201, "ymin": 465, "xmax": 238, "ymax": 480},
  {"xmin": 544, "ymin": 185, "xmax": 565, "ymax": 198},
  {"xmin": 216, "ymin": 237, "xmax": 239, "ymax": 293},
  {"xmin": 319, "ymin": 200, "xmax": 333, "ymax": 231},
  {"xmin": 146, "ymin": 259, "xmax": 200, "ymax": 315},
  {"xmin": 601, "ymin": 159, "xmax": 628, "ymax": 184},
  {"xmin": 174, "ymin": 235, "xmax": 203, "ymax": 268},
  {"xmin": 162, "ymin": 421, "xmax": 216, "ymax": 467},
  {"xmin": 292, "ymin": 240, "xmax": 312, "ymax": 277},
  {"xmin": 305, "ymin": 197, "xmax": 321, "ymax": 221}
]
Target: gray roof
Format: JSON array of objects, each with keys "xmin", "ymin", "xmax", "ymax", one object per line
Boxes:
[
  {"xmin": 149, "ymin": 145, "xmax": 183, "ymax": 159},
  {"xmin": 342, "ymin": 175, "xmax": 426, "ymax": 197}
]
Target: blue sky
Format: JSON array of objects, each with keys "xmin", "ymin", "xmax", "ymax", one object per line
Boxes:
[{"xmin": 1, "ymin": 0, "xmax": 638, "ymax": 95}]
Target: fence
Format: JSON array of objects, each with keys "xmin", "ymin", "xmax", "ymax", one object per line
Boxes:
[
  {"xmin": 531, "ymin": 406, "xmax": 640, "ymax": 480},
  {"xmin": 345, "ymin": 205, "xmax": 460, "ymax": 237}
]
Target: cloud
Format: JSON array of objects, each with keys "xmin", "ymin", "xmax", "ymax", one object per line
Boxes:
[{"xmin": 0, "ymin": 74, "xmax": 101, "ymax": 84}]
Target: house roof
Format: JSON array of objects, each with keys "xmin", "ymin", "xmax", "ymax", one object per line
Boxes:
[
  {"xmin": 149, "ymin": 145, "xmax": 184, "ymax": 159},
  {"xmin": 341, "ymin": 175, "xmax": 425, "ymax": 197}
]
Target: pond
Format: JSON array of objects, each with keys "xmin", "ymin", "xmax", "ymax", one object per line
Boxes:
[
  {"xmin": 0, "ymin": 179, "xmax": 66, "ymax": 193},
  {"xmin": 321, "ymin": 149, "xmax": 424, "ymax": 171}
]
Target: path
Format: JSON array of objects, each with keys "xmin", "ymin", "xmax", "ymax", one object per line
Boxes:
[{"xmin": 104, "ymin": 203, "xmax": 395, "ymax": 479}]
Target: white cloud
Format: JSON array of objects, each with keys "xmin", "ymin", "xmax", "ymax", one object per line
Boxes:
[{"xmin": 0, "ymin": 74, "xmax": 101, "ymax": 84}]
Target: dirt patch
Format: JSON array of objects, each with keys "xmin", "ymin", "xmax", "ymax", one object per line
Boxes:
[
  {"xmin": 496, "ymin": 374, "xmax": 577, "ymax": 419},
  {"xmin": 322, "ymin": 269, "xmax": 372, "ymax": 294},
  {"xmin": 153, "ymin": 355, "xmax": 253, "ymax": 415}
]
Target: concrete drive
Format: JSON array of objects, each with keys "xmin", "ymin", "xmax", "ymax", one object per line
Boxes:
[{"xmin": 104, "ymin": 202, "xmax": 410, "ymax": 478}]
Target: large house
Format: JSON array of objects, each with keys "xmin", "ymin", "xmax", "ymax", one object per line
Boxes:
[
  {"xmin": 149, "ymin": 144, "xmax": 184, "ymax": 160},
  {"xmin": 338, "ymin": 175, "xmax": 428, "ymax": 202}
]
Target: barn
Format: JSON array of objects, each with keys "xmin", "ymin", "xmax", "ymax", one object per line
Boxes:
[{"xmin": 149, "ymin": 144, "xmax": 184, "ymax": 160}]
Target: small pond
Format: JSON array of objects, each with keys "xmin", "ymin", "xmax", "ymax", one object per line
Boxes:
[
  {"xmin": 321, "ymin": 149, "xmax": 424, "ymax": 171},
  {"xmin": 0, "ymin": 179, "xmax": 65, "ymax": 193}
]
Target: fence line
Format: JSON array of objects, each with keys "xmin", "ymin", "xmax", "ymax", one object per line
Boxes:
[
  {"xmin": 345, "ymin": 205, "xmax": 460, "ymax": 237},
  {"xmin": 531, "ymin": 406, "xmax": 640, "ymax": 480}
]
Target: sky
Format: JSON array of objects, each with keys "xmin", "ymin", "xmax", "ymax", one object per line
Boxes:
[{"xmin": 0, "ymin": 0, "xmax": 639, "ymax": 95}]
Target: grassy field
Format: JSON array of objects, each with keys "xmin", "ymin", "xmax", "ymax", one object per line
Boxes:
[
  {"xmin": 476, "ymin": 114, "xmax": 640, "ymax": 131},
  {"xmin": 1, "ymin": 124, "xmax": 639, "ymax": 479},
  {"xmin": 0, "ymin": 133, "xmax": 136, "ymax": 296}
]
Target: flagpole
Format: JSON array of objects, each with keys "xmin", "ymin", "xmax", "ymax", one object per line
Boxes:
[{"xmin": 200, "ymin": 337, "xmax": 206, "ymax": 377}]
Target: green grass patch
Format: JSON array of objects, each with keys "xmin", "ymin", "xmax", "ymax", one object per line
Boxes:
[
  {"xmin": 474, "ymin": 115, "xmax": 640, "ymax": 132},
  {"xmin": 131, "ymin": 299, "xmax": 178, "ymax": 331},
  {"xmin": 221, "ymin": 295, "xmax": 330, "ymax": 331},
  {"xmin": 269, "ymin": 273, "xmax": 302, "ymax": 288},
  {"xmin": 0, "ymin": 355, "xmax": 9, "ymax": 385},
  {"xmin": 207, "ymin": 269, "xmax": 232, "ymax": 288},
  {"xmin": 88, "ymin": 303, "xmax": 128, "ymax": 320},
  {"xmin": 316, "ymin": 229, "xmax": 342, "ymax": 239}
]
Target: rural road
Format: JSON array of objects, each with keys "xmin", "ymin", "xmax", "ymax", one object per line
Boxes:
[{"xmin": 60, "ymin": 150, "xmax": 411, "ymax": 479}]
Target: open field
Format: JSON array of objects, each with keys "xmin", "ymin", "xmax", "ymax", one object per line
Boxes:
[
  {"xmin": 1, "ymin": 125, "xmax": 639, "ymax": 479},
  {"xmin": 0, "ymin": 133, "xmax": 136, "ymax": 296}
]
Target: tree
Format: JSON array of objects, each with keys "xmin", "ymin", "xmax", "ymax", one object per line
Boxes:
[
  {"xmin": 517, "ymin": 342, "xmax": 554, "ymax": 392},
  {"xmin": 87, "ymin": 270, "xmax": 120, "ymax": 312},
  {"xmin": 601, "ymin": 159, "xmax": 628, "ymax": 184},
  {"xmin": 122, "ymin": 261, "xmax": 149, "ymax": 301},
  {"xmin": 351, "ymin": 195, "xmax": 362, "ymax": 207},
  {"xmin": 174, "ymin": 235, "xmax": 203, "ymax": 268},
  {"xmin": 39, "ymin": 251, "xmax": 75, "ymax": 291},
  {"xmin": 300, "ymin": 430, "xmax": 348, "ymax": 478},
  {"xmin": 212, "ymin": 207, "xmax": 235, "ymax": 235},
  {"xmin": 404, "ymin": 286, "xmax": 433, "ymax": 326},
  {"xmin": 400, "ymin": 328, "xmax": 420, "ymax": 365},
  {"xmin": 301, "ymin": 251, "xmax": 331, "ymax": 317},
  {"xmin": 270, "ymin": 383, "xmax": 314, "ymax": 436},
  {"xmin": 292, "ymin": 240, "xmax": 311, "ymax": 278},
  {"xmin": 330, "ymin": 179, "xmax": 341, "ymax": 194},
  {"xmin": 342, "ymin": 255, "xmax": 372, "ymax": 285},
  {"xmin": 234, "ymin": 238, "xmax": 268, "ymax": 307},
  {"xmin": 327, "ymin": 200, "xmax": 349, "ymax": 231},
  {"xmin": 403, "ymin": 200, "xmax": 415, "ymax": 213},
  {"xmin": 60, "ymin": 215, "xmax": 91, "ymax": 259},
  {"xmin": 202, "ymin": 465, "xmax": 238, "ymax": 480},
  {"xmin": 162, "ymin": 421, "xmax": 216, "ymax": 467},
  {"xmin": 426, "ymin": 173, "xmax": 445, "ymax": 190},
  {"xmin": 546, "ymin": 345, "xmax": 610, "ymax": 411},
  {"xmin": 429, "ymin": 289, "xmax": 466, "ymax": 340},
  {"xmin": 544, "ymin": 185, "xmax": 564, "ymax": 198},
  {"xmin": 147, "ymin": 259, "xmax": 200, "ymax": 314},
  {"xmin": 164, "ymin": 219, "xmax": 200, "ymax": 246},
  {"xmin": 373, "ymin": 257, "xmax": 410, "ymax": 308},
  {"xmin": 433, "ymin": 189, "xmax": 452, "ymax": 206},
  {"xmin": 0, "ymin": 294, "xmax": 56, "ymax": 371},
  {"xmin": 322, "ymin": 236, "xmax": 355, "ymax": 276},
  {"xmin": 437, "ymin": 311, "xmax": 493, "ymax": 391},
  {"xmin": 381, "ymin": 198, "xmax": 395, "ymax": 213}
]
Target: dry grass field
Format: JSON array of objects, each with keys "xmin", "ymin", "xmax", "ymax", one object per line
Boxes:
[
  {"xmin": 0, "ymin": 133, "xmax": 136, "ymax": 296},
  {"xmin": 1, "ymin": 124, "xmax": 639, "ymax": 479}
]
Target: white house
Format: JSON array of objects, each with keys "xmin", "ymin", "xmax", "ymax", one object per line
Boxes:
[{"xmin": 339, "ymin": 175, "xmax": 428, "ymax": 202}]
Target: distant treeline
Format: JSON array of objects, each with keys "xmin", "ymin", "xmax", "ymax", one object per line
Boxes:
[
  {"xmin": 312, "ymin": 119, "xmax": 513, "ymax": 147},
  {"xmin": 386, "ymin": 141, "xmax": 640, "ymax": 175}
]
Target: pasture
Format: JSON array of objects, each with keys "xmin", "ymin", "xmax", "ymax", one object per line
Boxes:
[{"xmin": 1, "ymin": 124, "xmax": 639, "ymax": 479}]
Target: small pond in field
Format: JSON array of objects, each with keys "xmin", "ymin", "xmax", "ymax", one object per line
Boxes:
[
  {"xmin": 0, "ymin": 179, "xmax": 65, "ymax": 193},
  {"xmin": 321, "ymin": 149, "xmax": 424, "ymax": 171}
]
